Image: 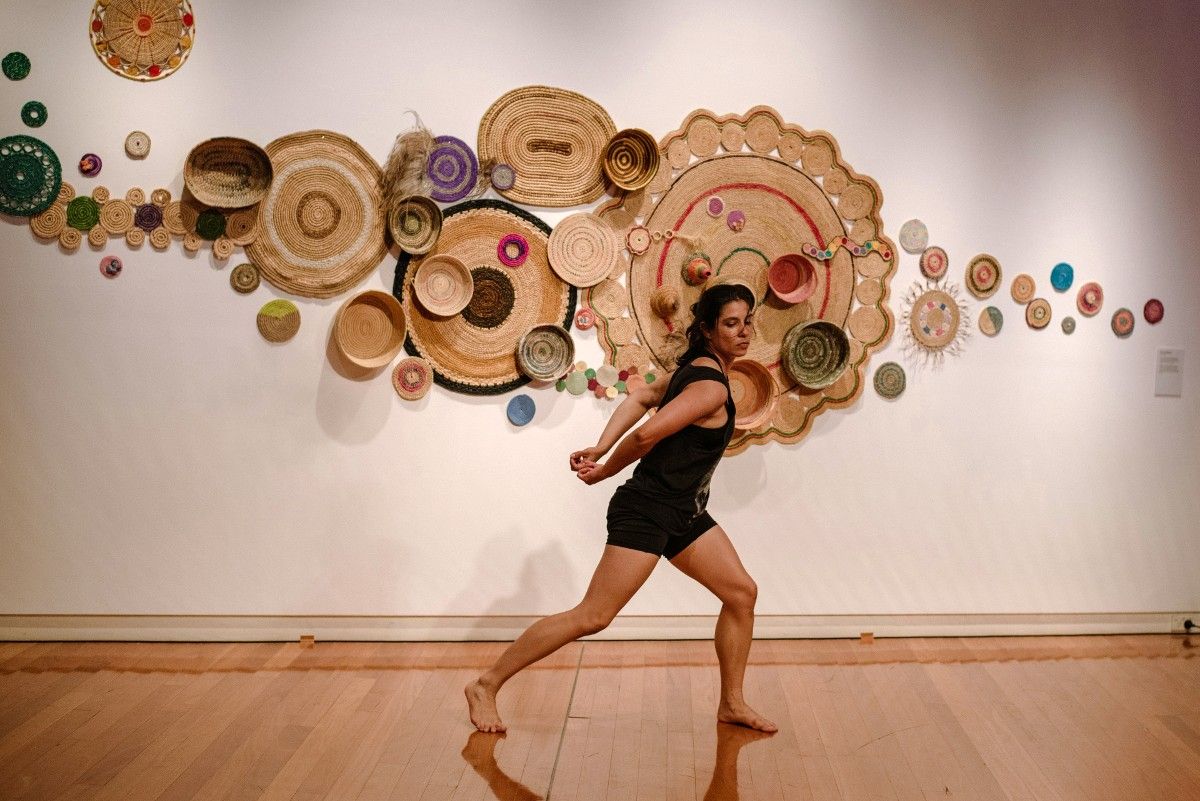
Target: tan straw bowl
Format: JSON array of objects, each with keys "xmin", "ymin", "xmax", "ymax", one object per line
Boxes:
[
  {"xmin": 334, "ymin": 290, "xmax": 408, "ymax": 369},
  {"xmin": 413, "ymin": 253, "xmax": 473, "ymax": 317},
  {"xmin": 184, "ymin": 137, "xmax": 274, "ymax": 208}
]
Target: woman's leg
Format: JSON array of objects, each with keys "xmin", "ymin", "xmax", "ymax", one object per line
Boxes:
[
  {"xmin": 466, "ymin": 544, "xmax": 659, "ymax": 732},
  {"xmin": 669, "ymin": 526, "xmax": 777, "ymax": 732}
]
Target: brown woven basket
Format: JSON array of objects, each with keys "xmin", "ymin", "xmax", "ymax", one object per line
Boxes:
[
  {"xmin": 477, "ymin": 85, "xmax": 616, "ymax": 207},
  {"xmin": 184, "ymin": 137, "xmax": 275, "ymax": 208},
  {"xmin": 602, "ymin": 129, "xmax": 660, "ymax": 191},
  {"xmin": 334, "ymin": 290, "xmax": 407, "ymax": 368},
  {"xmin": 388, "ymin": 194, "xmax": 442, "ymax": 255}
]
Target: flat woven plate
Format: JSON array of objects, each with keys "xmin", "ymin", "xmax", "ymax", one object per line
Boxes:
[
  {"xmin": 898, "ymin": 219, "xmax": 928, "ymax": 254},
  {"xmin": 256, "ymin": 299, "xmax": 300, "ymax": 343},
  {"xmin": 477, "ymin": 85, "xmax": 616, "ymax": 207},
  {"xmin": 965, "ymin": 254, "xmax": 1001, "ymax": 299},
  {"xmin": 392, "ymin": 356, "xmax": 433, "ymax": 401},
  {"xmin": 873, "ymin": 361, "xmax": 906, "ymax": 399},
  {"xmin": 246, "ymin": 130, "xmax": 386, "ymax": 299},
  {"xmin": 919, "ymin": 246, "xmax": 948, "ymax": 280},
  {"xmin": 1076, "ymin": 281, "xmax": 1104, "ymax": 316},
  {"xmin": 548, "ymin": 212, "xmax": 622, "ymax": 287},
  {"xmin": 1111, "ymin": 307, "xmax": 1135, "ymax": 338},
  {"xmin": 90, "ymin": 0, "xmax": 195, "ymax": 81},
  {"xmin": 979, "ymin": 306, "xmax": 1003, "ymax": 336},
  {"xmin": 1144, "ymin": 298, "xmax": 1164, "ymax": 324},
  {"xmin": 0, "ymin": 134, "xmax": 62, "ymax": 217},
  {"xmin": 1050, "ymin": 262, "xmax": 1073, "ymax": 291},
  {"xmin": 1011, "ymin": 273, "xmax": 1036, "ymax": 304},
  {"xmin": 184, "ymin": 137, "xmax": 273, "ymax": 208},
  {"xmin": 1025, "ymin": 297, "xmax": 1051, "ymax": 329},
  {"xmin": 507, "ymin": 394, "xmax": 536, "ymax": 426},
  {"xmin": 393, "ymin": 199, "xmax": 576, "ymax": 395}
]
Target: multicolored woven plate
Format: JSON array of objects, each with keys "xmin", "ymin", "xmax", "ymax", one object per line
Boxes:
[
  {"xmin": 965, "ymin": 254, "xmax": 1002, "ymax": 299},
  {"xmin": 90, "ymin": 0, "xmax": 195, "ymax": 81},
  {"xmin": 873, "ymin": 361, "xmax": 905, "ymax": 399}
]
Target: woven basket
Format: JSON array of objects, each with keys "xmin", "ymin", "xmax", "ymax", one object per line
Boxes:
[
  {"xmin": 602, "ymin": 128, "xmax": 660, "ymax": 191},
  {"xmin": 781, "ymin": 320, "xmax": 850, "ymax": 389},
  {"xmin": 388, "ymin": 194, "xmax": 442, "ymax": 254},
  {"xmin": 184, "ymin": 137, "xmax": 273, "ymax": 208},
  {"xmin": 965, "ymin": 253, "xmax": 1001, "ymax": 299},
  {"xmin": 547, "ymin": 212, "xmax": 621, "ymax": 288},
  {"xmin": 1011, "ymin": 273, "xmax": 1036, "ymax": 304},
  {"xmin": 124, "ymin": 131, "xmax": 151, "ymax": 158},
  {"xmin": 230, "ymin": 263, "xmax": 260, "ymax": 294},
  {"xmin": 392, "ymin": 199, "xmax": 576, "ymax": 395},
  {"xmin": 516, "ymin": 324, "xmax": 575, "ymax": 381},
  {"xmin": 728, "ymin": 359, "xmax": 778, "ymax": 429},
  {"xmin": 413, "ymin": 253, "xmax": 473, "ymax": 316},
  {"xmin": 245, "ymin": 130, "xmax": 387, "ymax": 299},
  {"xmin": 873, "ymin": 362, "xmax": 906, "ymax": 399},
  {"xmin": 334, "ymin": 290, "xmax": 407, "ymax": 368},
  {"xmin": 477, "ymin": 85, "xmax": 616, "ymax": 207},
  {"xmin": 1076, "ymin": 282, "xmax": 1103, "ymax": 316},
  {"xmin": 767, "ymin": 253, "xmax": 817, "ymax": 304}
]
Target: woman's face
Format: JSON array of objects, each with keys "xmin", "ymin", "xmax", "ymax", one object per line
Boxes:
[{"xmin": 703, "ymin": 299, "xmax": 753, "ymax": 361}]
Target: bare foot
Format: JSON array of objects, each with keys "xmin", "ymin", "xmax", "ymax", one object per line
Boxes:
[
  {"xmin": 717, "ymin": 702, "xmax": 778, "ymax": 733},
  {"xmin": 465, "ymin": 679, "xmax": 507, "ymax": 733}
]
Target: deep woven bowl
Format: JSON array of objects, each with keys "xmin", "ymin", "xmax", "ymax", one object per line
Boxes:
[
  {"xmin": 602, "ymin": 128, "xmax": 660, "ymax": 191},
  {"xmin": 413, "ymin": 253, "xmax": 473, "ymax": 317},
  {"xmin": 388, "ymin": 194, "xmax": 442, "ymax": 255},
  {"xmin": 516, "ymin": 324, "xmax": 575, "ymax": 381},
  {"xmin": 184, "ymin": 137, "xmax": 274, "ymax": 208},
  {"xmin": 767, "ymin": 253, "xmax": 817, "ymax": 304},
  {"xmin": 334, "ymin": 290, "xmax": 407, "ymax": 369},
  {"xmin": 727, "ymin": 359, "xmax": 778, "ymax": 429},
  {"xmin": 781, "ymin": 320, "xmax": 850, "ymax": 390}
]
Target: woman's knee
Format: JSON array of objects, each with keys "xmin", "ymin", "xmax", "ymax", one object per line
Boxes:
[
  {"xmin": 722, "ymin": 578, "xmax": 757, "ymax": 612},
  {"xmin": 574, "ymin": 604, "xmax": 618, "ymax": 636}
]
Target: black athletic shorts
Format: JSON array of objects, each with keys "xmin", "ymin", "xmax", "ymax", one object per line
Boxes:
[{"xmin": 605, "ymin": 484, "xmax": 718, "ymax": 559}]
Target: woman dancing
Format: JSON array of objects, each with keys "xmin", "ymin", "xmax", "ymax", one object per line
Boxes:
[{"xmin": 466, "ymin": 282, "xmax": 776, "ymax": 734}]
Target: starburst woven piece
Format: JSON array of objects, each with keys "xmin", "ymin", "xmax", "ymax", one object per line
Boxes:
[
  {"xmin": 593, "ymin": 105, "xmax": 896, "ymax": 453},
  {"xmin": 90, "ymin": 0, "xmax": 195, "ymax": 81}
]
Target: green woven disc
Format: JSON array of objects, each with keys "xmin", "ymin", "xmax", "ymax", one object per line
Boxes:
[
  {"xmin": 0, "ymin": 134, "xmax": 62, "ymax": 217},
  {"xmin": 3, "ymin": 52, "xmax": 31, "ymax": 81},
  {"xmin": 67, "ymin": 196, "xmax": 101, "ymax": 231},
  {"xmin": 21, "ymin": 101, "xmax": 46, "ymax": 128},
  {"xmin": 196, "ymin": 209, "xmax": 226, "ymax": 240}
]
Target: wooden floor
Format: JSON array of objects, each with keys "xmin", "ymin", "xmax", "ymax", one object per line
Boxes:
[{"xmin": 1, "ymin": 635, "xmax": 1199, "ymax": 800}]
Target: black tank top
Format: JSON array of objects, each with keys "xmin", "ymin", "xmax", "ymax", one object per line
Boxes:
[{"xmin": 622, "ymin": 360, "xmax": 736, "ymax": 516}]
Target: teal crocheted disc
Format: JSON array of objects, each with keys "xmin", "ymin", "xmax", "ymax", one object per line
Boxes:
[
  {"xmin": 2, "ymin": 52, "xmax": 31, "ymax": 81},
  {"xmin": 21, "ymin": 101, "xmax": 46, "ymax": 128},
  {"xmin": 0, "ymin": 134, "xmax": 62, "ymax": 217}
]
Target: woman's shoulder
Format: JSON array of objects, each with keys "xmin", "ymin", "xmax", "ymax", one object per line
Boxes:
[{"xmin": 682, "ymin": 356, "xmax": 725, "ymax": 377}]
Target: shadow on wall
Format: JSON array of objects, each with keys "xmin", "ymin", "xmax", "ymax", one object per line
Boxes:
[{"xmin": 446, "ymin": 530, "xmax": 576, "ymax": 633}]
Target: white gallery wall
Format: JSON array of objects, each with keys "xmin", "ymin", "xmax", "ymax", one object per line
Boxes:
[{"xmin": 1, "ymin": 0, "xmax": 1197, "ymax": 632}]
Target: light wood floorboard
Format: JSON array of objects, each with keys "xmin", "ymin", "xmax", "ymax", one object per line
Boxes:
[{"xmin": 1, "ymin": 635, "xmax": 1198, "ymax": 800}]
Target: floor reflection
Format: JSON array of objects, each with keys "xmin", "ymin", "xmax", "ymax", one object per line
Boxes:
[
  {"xmin": 461, "ymin": 731, "xmax": 541, "ymax": 801},
  {"xmin": 460, "ymin": 722, "xmax": 775, "ymax": 801}
]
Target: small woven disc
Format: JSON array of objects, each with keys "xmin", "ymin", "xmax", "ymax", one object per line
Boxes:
[
  {"xmin": 230, "ymin": 263, "xmax": 260, "ymax": 293},
  {"xmin": 256, "ymin": 299, "xmax": 300, "ymax": 342},
  {"xmin": 21, "ymin": 101, "xmax": 46, "ymax": 128},
  {"xmin": 392, "ymin": 357, "xmax": 433, "ymax": 401},
  {"xmin": 873, "ymin": 361, "xmax": 906, "ymax": 399},
  {"xmin": 124, "ymin": 131, "xmax": 151, "ymax": 158},
  {"xmin": 1025, "ymin": 297, "xmax": 1051, "ymax": 329},
  {"xmin": 899, "ymin": 219, "xmax": 928, "ymax": 254}
]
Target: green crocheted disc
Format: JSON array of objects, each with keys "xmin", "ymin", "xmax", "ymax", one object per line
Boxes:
[
  {"xmin": 196, "ymin": 209, "xmax": 226, "ymax": 240},
  {"xmin": 0, "ymin": 134, "xmax": 62, "ymax": 217},
  {"xmin": 21, "ymin": 101, "xmax": 46, "ymax": 128},
  {"xmin": 67, "ymin": 196, "xmax": 101, "ymax": 231},
  {"xmin": 3, "ymin": 52, "xmax": 31, "ymax": 81}
]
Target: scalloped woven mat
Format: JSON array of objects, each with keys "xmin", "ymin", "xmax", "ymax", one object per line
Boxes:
[
  {"xmin": 393, "ymin": 199, "xmax": 576, "ymax": 395},
  {"xmin": 477, "ymin": 85, "xmax": 616, "ymax": 207},
  {"xmin": 594, "ymin": 106, "xmax": 895, "ymax": 454},
  {"xmin": 245, "ymin": 130, "xmax": 387, "ymax": 299}
]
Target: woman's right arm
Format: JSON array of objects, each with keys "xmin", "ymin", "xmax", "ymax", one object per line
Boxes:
[{"xmin": 568, "ymin": 377, "xmax": 669, "ymax": 471}]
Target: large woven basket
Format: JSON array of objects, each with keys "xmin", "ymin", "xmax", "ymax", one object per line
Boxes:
[{"xmin": 184, "ymin": 137, "xmax": 273, "ymax": 208}]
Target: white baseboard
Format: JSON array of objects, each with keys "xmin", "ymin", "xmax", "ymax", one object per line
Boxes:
[{"xmin": 0, "ymin": 612, "xmax": 1188, "ymax": 641}]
